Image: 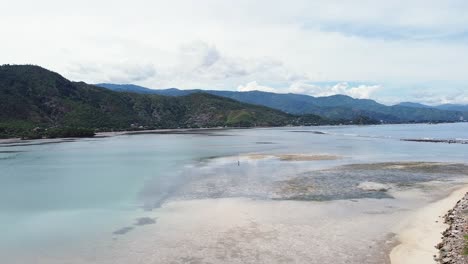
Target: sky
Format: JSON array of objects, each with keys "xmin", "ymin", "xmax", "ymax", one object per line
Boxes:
[{"xmin": 1, "ymin": 0, "xmax": 468, "ymax": 105}]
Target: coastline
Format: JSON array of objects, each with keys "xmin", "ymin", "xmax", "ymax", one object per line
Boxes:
[
  {"xmin": 0, "ymin": 127, "xmax": 232, "ymax": 144},
  {"xmin": 1, "ymin": 122, "xmax": 466, "ymax": 144},
  {"xmin": 0, "ymin": 137, "xmax": 21, "ymax": 144},
  {"xmin": 390, "ymin": 185, "xmax": 468, "ymax": 264},
  {"xmin": 436, "ymin": 192, "xmax": 468, "ymax": 263},
  {"xmin": 2, "ymin": 122, "xmax": 468, "ymax": 263}
]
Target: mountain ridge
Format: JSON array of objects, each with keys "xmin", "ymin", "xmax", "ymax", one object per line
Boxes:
[
  {"xmin": 97, "ymin": 83, "xmax": 467, "ymax": 123},
  {"xmin": 0, "ymin": 65, "xmax": 333, "ymax": 138}
]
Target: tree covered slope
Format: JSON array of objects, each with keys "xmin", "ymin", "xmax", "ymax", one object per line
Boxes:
[
  {"xmin": 97, "ymin": 84, "xmax": 466, "ymax": 123},
  {"xmin": 0, "ymin": 65, "xmax": 327, "ymax": 138}
]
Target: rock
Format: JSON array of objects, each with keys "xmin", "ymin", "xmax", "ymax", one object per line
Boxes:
[
  {"xmin": 442, "ymin": 257, "xmax": 452, "ymax": 263},
  {"xmin": 134, "ymin": 217, "xmax": 157, "ymax": 226},
  {"xmin": 436, "ymin": 192, "xmax": 468, "ymax": 264}
]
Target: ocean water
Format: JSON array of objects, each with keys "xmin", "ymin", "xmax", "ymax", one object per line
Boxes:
[{"xmin": 0, "ymin": 123, "xmax": 467, "ymax": 263}]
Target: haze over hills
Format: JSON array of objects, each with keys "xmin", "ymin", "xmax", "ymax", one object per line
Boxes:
[
  {"xmin": 435, "ymin": 104, "xmax": 468, "ymax": 112},
  {"xmin": 395, "ymin": 102, "xmax": 433, "ymax": 109},
  {"xmin": 97, "ymin": 83, "xmax": 467, "ymax": 123},
  {"xmin": 395, "ymin": 102, "xmax": 468, "ymax": 112},
  {"xmin": 0, "ymin": 65, "xmax": 329, "ymax": 138}
]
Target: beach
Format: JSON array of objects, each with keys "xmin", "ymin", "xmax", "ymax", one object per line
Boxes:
[
  {"xmin": 2, "ymin": 124, "xmax": 468, "ymax": 263},
  {"xmin": 390, "ymin": 186, "xmax": 468, "ymax": 264}
]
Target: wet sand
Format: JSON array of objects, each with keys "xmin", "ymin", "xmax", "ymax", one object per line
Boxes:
[
  {"xmin": 11, "ymin": 181, "xmax": 466, "ymax": 264},
  {"xmin": 4, "ymin": 150, "xmax": 468, "ymax": 263},
  {"xmin": 0, "ymin": 138, "xmax": 21, "ymax": 144},
  {"xmin": 239, "ymin": 153, "xmax": 341, "ymax": 161},
  {"xmin": 3, "ymin": 124, "xmax": 468, "ymax": 264},
  {"xmin": 0, "ymin": 127, "xmax": 230, "ymax": 144},
  {"xmin": 390, "ymin": 185, "xmax": 468, "ymax": 264},
  {"xmin": 10, "ymin": 198, "xmax": 398, "ymax": 264}
]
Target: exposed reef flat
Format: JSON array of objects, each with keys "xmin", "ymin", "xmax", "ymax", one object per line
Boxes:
[
  {"xmin": 288, "ymin": 130, "xmax": 328, "ymax": 134},
  {"xmin": 277, "ymin": 154, "xmax": 341, "ymax": 161},
  {"xmin": 165, "ymin": 159, "xmax": 468, "ymax": 204},
  {"xmin": 402, "ymin": 138, "xmax": 468, "ymax": 144},
  {"xmin": 342, "ymin": 162, "xmax": 468, "ymax": 175},
  {"xmin": 272, "ymin": 162, "xmax": 468, "ymax": 201},
  {"xmin": 242, "ymin": 153, "xmax": 341, "ymax": 161}
]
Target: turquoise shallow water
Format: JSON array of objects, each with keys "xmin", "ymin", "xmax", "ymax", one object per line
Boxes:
[{"xmin": 0, "ymin": 123, "xmax": 467, "ymax": 261}]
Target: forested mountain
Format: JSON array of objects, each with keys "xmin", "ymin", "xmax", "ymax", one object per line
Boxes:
[
  {"xmin": 0, "ymin": 65, "xmax": 327, "ymax": 138},
  {"xmin": 2, "ymin": 65, "xmax": 462, "ymax": 139},
  {"xmin": 435, "ymin": 104, "xmax": 468, "ymax": 112},
  {"xmin": 395, "ymin": 102, "xmax": 433, "ymax": 108},
  {"xmin": 396, "ymin": 102, "xmax": 468, "ymax": 112},
  {"xmin": 97, "ymin": 84, "xmax": 467, "ymax": 123}
]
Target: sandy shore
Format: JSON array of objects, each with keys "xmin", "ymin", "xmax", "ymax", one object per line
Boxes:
[
  {"xmin": 0, "ymin": 127, "xmax": 229, "ymax": 143},
  {"xmin": 0, "ymin": 137, "xmax": 21, "ymax": 144},
  {"xmin": 390, "ymin": 185, "xmax": 468, "ymax": 264}
]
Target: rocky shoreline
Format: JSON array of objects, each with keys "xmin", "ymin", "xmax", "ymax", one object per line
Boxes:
[{"xmin": 436, "ymin": 192, "xmax": 468, "ymax": 263}]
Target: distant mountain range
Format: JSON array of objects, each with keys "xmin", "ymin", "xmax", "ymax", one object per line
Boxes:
[
  {"xmin": 396, "ymin": 102, "xmax": 468, "ymax": 112},
  {"xmin": 97, "ymin": 83, "xmax": 467, "ymax": 123},
  {"xmin": 1, "ymin": 65, "xmax": 465, "ymax": 139},
  {"xmin": 0, "ymin": 65, "xmax": 330, "ymax": 138}
]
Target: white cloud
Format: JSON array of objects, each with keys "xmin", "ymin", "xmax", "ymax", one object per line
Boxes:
[
  {"xmin": 289, "ymin": 82, "xmax": 382, "ymax": 99},
  {"xmin": 64, "ymin": 41, "xmax": 303, "ymax": 89},
  {"xmin": 408, "ymin": 90, "xmax": 468, "ymax": 105},
  {"xmin": 67, "ymin": 62, "xmax": 157, "ymax": 84},
  {"xmin": 173, "ymin": 42, "xmax": 249, "ymax": 80},
  {"xmin": 237, "ymin": 81, "xmax": 277, "ymax": 93},
  {"xmin": 131, "ymin": 42, "xmax": 307, "ymax": 89},
  {"xmin": 236, "ymin": 81, "xmax": 382, "ymax": 99},
  {"xmin": 1, "ymin": 1, "xmax": 468, "ymax": 104}
]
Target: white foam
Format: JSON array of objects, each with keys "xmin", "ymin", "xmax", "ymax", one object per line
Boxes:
[{"xmin": 358, "ymin": 182, "xmax": 392, "ymax": 192}]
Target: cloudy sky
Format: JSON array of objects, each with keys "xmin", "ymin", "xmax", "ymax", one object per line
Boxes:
[{"xmin": 2, "ymin": 0, "xmax": 468, "ymax": 105}]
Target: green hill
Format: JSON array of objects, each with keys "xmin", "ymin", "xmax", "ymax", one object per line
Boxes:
[
  {"xmin": 97, "ymin": 84, "xmax": 466, "ymax": 123},
  {"xmin": 0, "ymin": 65, "xmax": 330, "ymax": 139}
]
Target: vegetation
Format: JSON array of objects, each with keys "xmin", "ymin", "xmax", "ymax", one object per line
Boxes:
[
  {"xmin": 98, "ymin": 84, "xmax": 467, "ymax": 123},
  {"xmin": 226, "ymin": 110, "xmax": 257, "ymax": 127},
  {"xmin": 1, "ymin": 64, "xmax": 356, "ymax": 139},
  {"xmin": 17, "ymin": 127, "xmax": 95, "ymax": 140}
]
